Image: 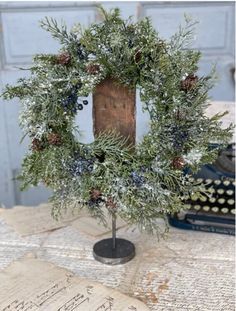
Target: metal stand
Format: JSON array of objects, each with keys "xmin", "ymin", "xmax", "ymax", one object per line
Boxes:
[{"xmin": 93, "ymin": 212, "xmax": 135, "ymax": 265}]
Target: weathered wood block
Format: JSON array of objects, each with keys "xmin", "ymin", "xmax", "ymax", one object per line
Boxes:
[{"xmin": 93, "ymin": 78, "xmax": 136, "ymax": 145}]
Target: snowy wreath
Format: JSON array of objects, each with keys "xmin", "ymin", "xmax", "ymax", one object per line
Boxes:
[{"xmin": 2, "ymin": 7, "xmax": 233, "ymax": 235}]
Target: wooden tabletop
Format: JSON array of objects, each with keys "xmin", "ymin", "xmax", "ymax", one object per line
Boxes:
[{"xmin": 0, "ymin": 205, "xmax": 234, "ymax": 311}]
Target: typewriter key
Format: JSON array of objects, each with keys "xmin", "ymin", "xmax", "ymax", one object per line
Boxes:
[
  {"xmin": 227, "ymin": 199, "xmax": 235, "ymax": 205},
  {"xmin": 226, "ymin": 190, "xmax": 234, "ymax": 196},
  {"xmin": 223, "ymin": 180, "xmax": 230, "ymax": 186},
  {"xmin": 197, "ymin": 178, "xmax": 203, "ymax": 183},
  {"xmin": 217, "ymin": 189, "xmax": 224, "ymax": 195},
  {"xmin": 218, "ymin": 198, "xmax": 225, "ymax": 204},
  {"xmin": 214, "ymin": 180, "xmax": 221, "ymax": 185},
  {"xmin": 209, "ymin": 197, "xmax": 216, "ymax": 203},
  {"xmin": 184, "ymin": 204, "xmax": 191, "ymax": 209},
  {"xmin": 203, "ymin": 206, "xmax": 210, "ymax": 211},
  {"xmin": 194, "ymin": 205, "xmax": 201, "ymax": 210},
  {"xmin": 221, "ymin": 208, "xmax": 229, "ymax": 214},
  {"xmin": 209, "ymin": 188, "xmax": 215, "ymax": 194},
  {"xmin": 200, "ymin": 196, "xmax": 207, "ymax": 202},
  {"xmin": 205, "ymin": 179, "xmax": 213, "ymax": 184},
  {"xmin": 231, "ymin": 209, "xmax": 235, "ymax": 214},
  {"xmin": 212, "ymin": 207, "xmax": 219, "ymax": 213}
]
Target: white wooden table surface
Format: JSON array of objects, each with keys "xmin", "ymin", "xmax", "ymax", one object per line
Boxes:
[{"xmin": 0, "ymin": 209, "xmax": 234, "ymax": 311}]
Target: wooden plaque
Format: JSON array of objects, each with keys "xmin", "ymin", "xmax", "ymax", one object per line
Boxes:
[{"xmin": 93, "ymin": 78, "xmax": 136, "ymax": 146}]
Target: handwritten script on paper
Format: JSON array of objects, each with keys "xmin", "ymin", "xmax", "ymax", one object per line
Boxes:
[{"xmin": 0, "ymin": 258, "xmax": 149, "ymax": 311}]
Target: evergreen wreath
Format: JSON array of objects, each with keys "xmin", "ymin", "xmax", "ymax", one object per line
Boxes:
[{"xmin": 1, "ymin": 7, "xmax": 233, "ymax": 235}]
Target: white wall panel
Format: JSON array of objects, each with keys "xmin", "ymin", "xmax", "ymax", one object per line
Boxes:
[
  {"xmin": 0, "ymin": 71, "xmax": 15, "ymax": 207},
  {"xmin": 142, "ymin": 2, "xmax": 235, "ymax": 101},
  {"xmin": 1, "ymin": 7, "xmax": 96, "ymax": 65},
  {"xmin": 144, "ymin": 3, "xmax": 234, "ymax": 54}
]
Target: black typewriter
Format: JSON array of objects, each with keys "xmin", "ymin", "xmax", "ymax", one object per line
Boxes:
[{"xmin": 169, "ymin": 144, "xmax": 235, "ymax": 235}]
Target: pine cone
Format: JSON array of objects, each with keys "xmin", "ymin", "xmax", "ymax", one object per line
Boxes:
[
  {"xmin": 86, "ymin": 64, "xmax": 100, "ymax": 75},
  {"xmin": 175, "ymin": 109, "xmax": 185, "ymax": 120},
  {"xmin": 90, "ymin": 189, "xmax": 102, "ymax": 200},
  {"xmin": 57, "ymin": 52, "xmax": 71, "ymax": 65},
  {"xmin": 172, "ymin": 157, "xmax": 185, "ymax": 170},
  {"xmin": 31, "ymin": 138, "xmax": 44, "ymax": 152},
  {"xmin": 134, "ymin": 50, "xmax": 142, "ymax": 63},
  {"xmin": 47, "ymin": 133, "xmax": 62, "ymax": 146},
  {"xmin": 106, "ymin": 197, "xmax": 117, "ymax": 210},
  {"xmin": 181, "ymin": 74, "xmax": 198, "ymax": 92},
  {"xmin": 43, "ymin": 178, "xmax": 50, "ymax": 187}
]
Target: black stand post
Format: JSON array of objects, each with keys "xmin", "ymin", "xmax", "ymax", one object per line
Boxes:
[
  {"xmin": 112, "ymin": 212, "xmax": 116, "ymax": 250},
  {"xmin": 93, "ymin": 212, "xmax": 135, "ymax": 265}
]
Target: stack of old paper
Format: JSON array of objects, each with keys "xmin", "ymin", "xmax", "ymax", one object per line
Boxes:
[
  {"xmin": 0, "ymin": 204, "xmax": 79, "ymax": 235},
  {"xmin": 71, "ymin": 213, "xmax": 127, "ymax": 237},
  {"xmin": 0, "ymin": 204, "xmax": 127, "ymax": 237},
  {"xmin": 0, "ymin": 257, "xmax": 149, "ymax": 310}
]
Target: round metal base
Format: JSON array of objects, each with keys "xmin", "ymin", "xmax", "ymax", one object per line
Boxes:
[{"xmin": 93, "ymin": 238, "xmax": 135, "ymax": 265}]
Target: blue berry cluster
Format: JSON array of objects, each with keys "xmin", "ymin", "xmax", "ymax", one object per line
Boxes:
[
  {"xmin": 69, "ymin": 155, "xmax": 94, "ymax": 177},
  {"xmin": 62, "ymin": 85, "xmax": 89, "ymax": 113},
  {"xmin": 87, "ymin": 197, "xmax": 103, "ymax": 207},
  {"xmin": 77, "ymin": 43, "xmax": 87, "ymax": 60},
  {"xmin": 171, "ymin": 125, "xmax": 189, "ymax": 151},
  {"xmin": 62, "ymin": 88, "xmax": 78, "ymax": 113},
  {"xmin": 128, "ymin": 39, "xmax": 134, "ymax": 48},
  {"xmin": 130, "ymin": 171, "xmax": 145, "ymax": 187}
]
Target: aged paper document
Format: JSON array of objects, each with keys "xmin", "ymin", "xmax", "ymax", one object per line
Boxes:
[
  {"xmin": 0, "ymin": 204, "xmax": 80, "ymax": 236},
  {"xmin": 0, "ymin": 205, "xmax": 127, "ymax": 237},
  {"xmin": 71, "ymin": 215, "xmax": 127, "ymax": 237},
  {"xmin": 0, "ymin": 257, "xmax": 149, "ymax": 311}
]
